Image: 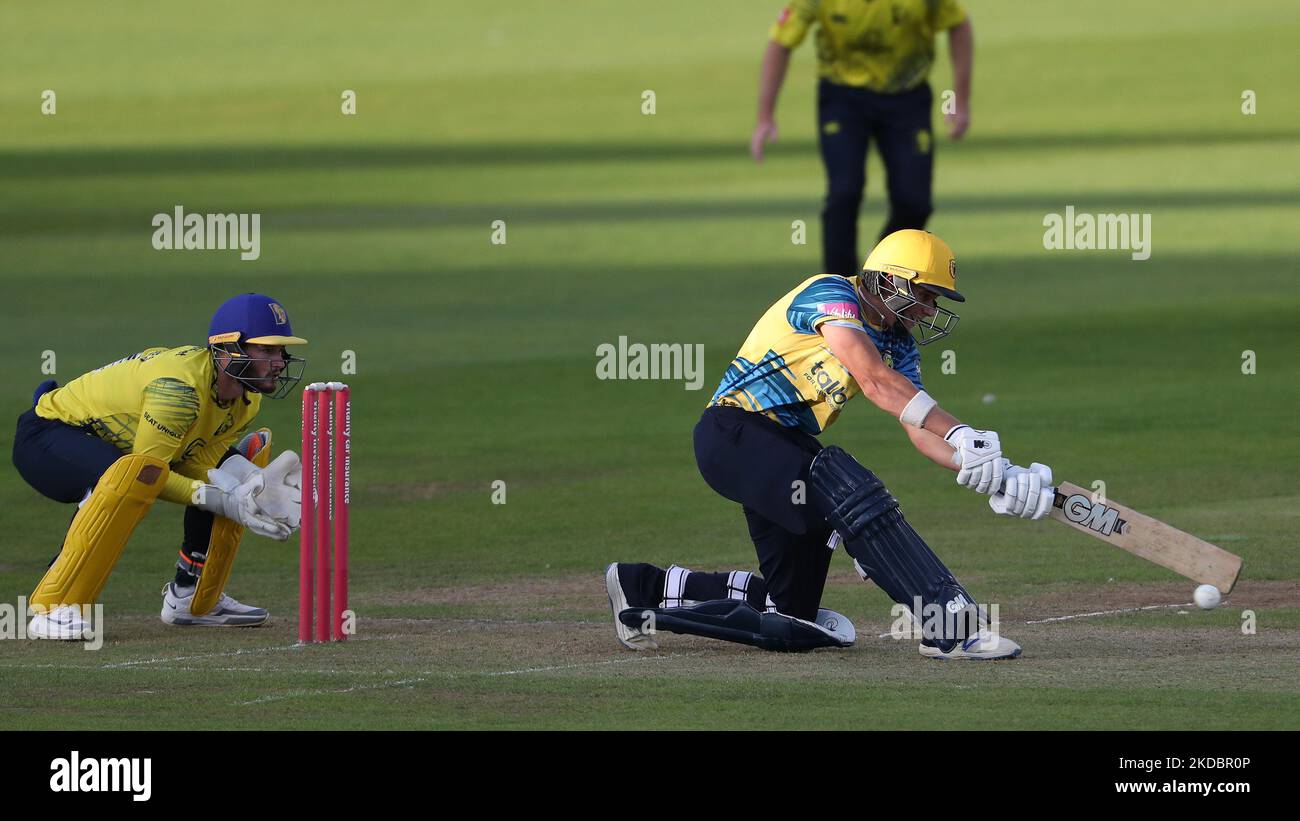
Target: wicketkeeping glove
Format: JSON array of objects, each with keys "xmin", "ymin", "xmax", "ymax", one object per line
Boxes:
[
  {"xmin": 194, "ymin": 461, "xmax": 291, "ymax": 541},
  {"xmin": 256, "ymin": 451, "xmax": 302, "ymax": 530}
]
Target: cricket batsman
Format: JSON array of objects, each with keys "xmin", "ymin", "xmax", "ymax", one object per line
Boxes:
[
  {"xmin": 11, "ymin": 293, "xmax": 306, "ymax": 639},
  {"xmin": 606, "ymin": 230, "xmax": 1053, "ymax": 659}
]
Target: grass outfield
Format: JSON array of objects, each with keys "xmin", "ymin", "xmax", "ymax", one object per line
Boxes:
[{"xmin": 0, "ymin": 1, "xmax": 1297, "ymax": 729}]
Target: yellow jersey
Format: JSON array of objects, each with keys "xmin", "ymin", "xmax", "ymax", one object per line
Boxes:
[
  {"xmin": 707, "ymin": 274, "xmax": 923, "ymax": 435},
  {"xmin": 36, "ymin": 346, "xmax": 260, "ymax": 504},
  {"xmin": 769, "ymin": 0, "xmax": 967, "ymax": 92}
]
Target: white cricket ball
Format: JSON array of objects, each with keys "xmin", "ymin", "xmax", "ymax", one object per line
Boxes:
[
  {"xmin": 982, "ymin": 393, "xmax": 996, "ymax": 404},
  {"xmin": 1193, "ymin": 584, "xmax": 1221, "ymax": 610}
]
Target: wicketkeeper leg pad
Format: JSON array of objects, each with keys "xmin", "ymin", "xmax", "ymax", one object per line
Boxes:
[
  {"xmin": 618, "ymin": 599, "xmax": 853, "ymax": 652},
  {"xmin": 809, "ymin": 446, "xmax": 982, "ymax": 650},
  {"xmin": 192, "ymin": 428, "xmax": 271, "ymax": 616},
  {"xmin": 30, "ymin": 453, "xmax": 168, "ymax": 610}
]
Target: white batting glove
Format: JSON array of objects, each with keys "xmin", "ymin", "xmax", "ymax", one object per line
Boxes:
[
  {"xmin": 944, "ymin": 425, "xmax": 1004, "ymax": 495},
  {"xmin": 990, "ymin": 461, "xmax": 1055, "ymax": 520},
  {"xmin": 256, "ymin": 451, "xmax": 302, "ymax": 531}
]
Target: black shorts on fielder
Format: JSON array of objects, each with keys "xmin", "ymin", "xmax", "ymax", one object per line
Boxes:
[{"xmin": 693, "ymin": 406, "xmax": 836, "ymax": 620}]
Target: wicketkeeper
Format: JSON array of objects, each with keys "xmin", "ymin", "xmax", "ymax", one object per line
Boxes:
[
  {"xmin": 12, "ymin": 293, "xmax": 306, "ymax": 639},
  {"xmin": 606, "ymin": 230, "xmax": 1053, "ymax": 659}
]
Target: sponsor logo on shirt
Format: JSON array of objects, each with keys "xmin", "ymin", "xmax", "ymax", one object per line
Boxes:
[
  {"xmin": 142, "ymin": 411, "xmax": 182, "ymax": 438},
  {"xmin": 806, "ymin": 360, "xmax": 849, "ymax": 406},
  {"xmin": 817, "ymin": 301, "xmax": 860, "ymax": 320}
]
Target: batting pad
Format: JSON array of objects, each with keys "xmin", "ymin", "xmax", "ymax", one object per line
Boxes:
[
  {"xmin": 619, "ymin": 599, "xmax": 853, "ymax": 652},
  {"xmin": 31, "ymin": 454, "xmax": 168, "ymax": 609},
  {"xmin": 809, "ymin": 446, "xmax": 981, "ymax": 650}
]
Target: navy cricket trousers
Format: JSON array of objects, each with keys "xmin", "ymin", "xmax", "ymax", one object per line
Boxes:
[
  {"xmin": 12, "ymin": 407, "xmax": 124, "ymax": 504},
  {"xmin": 693, "ymin": 406, "xmax": 836, "ymax": 620},
  {"xmin": 818, "ymin": 80, "xmax": 935, "ymax": 276}
]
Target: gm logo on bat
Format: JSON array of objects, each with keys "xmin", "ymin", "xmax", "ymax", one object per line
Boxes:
[{"xmin": 1055, "ymin": 490, "xmax": 1131, "ymax": 537}]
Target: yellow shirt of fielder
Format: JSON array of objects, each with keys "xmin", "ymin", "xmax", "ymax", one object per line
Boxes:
[
  {"xmin": 770, "ymin": 0, "xmax": 967, "ymax": 93},
  {"xmin": 35, "ymin": 346, "xmax": 260, "ymax": 504}
]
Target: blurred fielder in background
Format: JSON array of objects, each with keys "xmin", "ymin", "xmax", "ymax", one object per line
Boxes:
[
  {"xmin": 607, "ymin": 230, "xmax": 1053, "ymax": 660},
  {"xmin": 751, "ymin": 0, "xmax": 974, "ymax": 276},
  {"xmin": 11, "ymin": 294, "xmax": 305, "ymax": 639}
]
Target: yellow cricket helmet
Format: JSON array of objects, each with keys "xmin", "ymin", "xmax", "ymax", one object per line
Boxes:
[
  {"xmin": 860, "ymin": 229, "xmax": 963, "ymax": 344},
  {"xmin": 862, "ymin": 229, "xmax": 964, "ymax": 303}
]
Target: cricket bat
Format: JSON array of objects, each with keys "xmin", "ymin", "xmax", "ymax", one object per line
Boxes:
[
  {"xmin": 1045, "ymin": 482, "xmax": 1242, "ymax": 593},
  {"xmin": 955, "ymin": 453, "xmax": 1243, "ymax": 592}
]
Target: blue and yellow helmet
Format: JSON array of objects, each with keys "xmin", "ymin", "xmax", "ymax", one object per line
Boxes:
[{"xmin": 208, "ymin": 294, "xmax": 307, "ymax": 399}]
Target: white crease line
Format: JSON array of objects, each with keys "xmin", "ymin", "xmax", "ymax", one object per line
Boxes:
[
  {"xmin": 98, "ymin": 633, "xmax": 405, "ymax": 669},
  {"xmin": 237, "ymin": 652, "xmax": 702, "ymax": 706},
  {"xmin": 874, "ymin": 601, "xmax": 1200, "ymax": 638},
  {"xmin": 1024, "ymin": 602, "xmax": 1196, "ymax": 624},
  {"xmin": 2, "ymin": 630, "xmax": 463, "ymax": 674},
  {"xmin": 0, "ymin": 662, "xmax": 371, "ymax": 676},
  {"xmin": 486, "ymin": 651, "xmax": 703, "ymax": 677},
  {"xmin": 101, "ymin": 644, "xmax": 306, "ymax": 668},
  {"xmin": 240, "ymin": 676, "xmax": 431, "ymax": 706},
  {"xmin": 364, "ymin": 617, "xmax": 598, "ymax": 627}
]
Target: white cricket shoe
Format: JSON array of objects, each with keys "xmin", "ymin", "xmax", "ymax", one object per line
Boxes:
[
  {"xmin": 28, "ymin": 605, "xmax": 92, "ymax": 640},
  {"xmin": 160, "ymin": 582, "xmax": 269, "ymax": 627},
  {"xmin": 605, "ymin": 563, "xmax": 658, "ymax": 651},
  {"xmin": 919, "ymin": 629, "xmax": 1021, "ymax": 661}
]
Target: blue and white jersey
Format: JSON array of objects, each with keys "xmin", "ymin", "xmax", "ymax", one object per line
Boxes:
[{"xmin": 707, "ymin": 274, "xmax": 922, "ymax": 435}]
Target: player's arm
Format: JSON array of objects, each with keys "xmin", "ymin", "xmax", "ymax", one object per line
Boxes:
[
  {"xmin": 885, "ymin": 338, "xmax": 962, "ymax": 470},
  {"xmin": 131, "ymin": 380, "xmax": 285, "ymax": 536},
  {"xmin": 822, "ymin": 323, "xmax": 1008, "ymax": 498},
  {"xmin": 753, "ymin": 2, "xmax": 813, "ymax": 162},
  {"xmin": 821, "ymin": 324, "xmax": 959, "ymax": 439},
  {"xmin": 179, "ymin": 421, "xmax": 295, "ymax": 538},
  {"xmin": 177, "ymin": 423, "xmax": 248, "ymax": 482},
  {"xmin": 752, "ymin": 41, "xmax": 791, "ymax": 161},
  {"xmin": 826, "ymin": 324, "xmax": 1054, "ymax": 518},
  {"xmin": 901, "ymin": 422, "xmax": 962, "ymax": 471},
  {"xmin": 945, "ymin": 12, "xmax": 973, "ymax": 139},
  {"xmin": 131, "ymin": 377, "xmax": 203, "ymax": 504}
]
